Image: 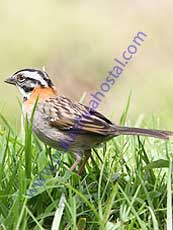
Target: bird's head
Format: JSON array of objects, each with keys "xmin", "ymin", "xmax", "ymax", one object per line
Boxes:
[{"xmin": 5, "ymin": 68, "xmax": 55, "ymax": 100}]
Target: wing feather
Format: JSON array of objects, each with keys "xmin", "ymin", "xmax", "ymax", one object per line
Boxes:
[{"xmin": 43, "ymin": 96, "xmax": 114, "ymax": 135}]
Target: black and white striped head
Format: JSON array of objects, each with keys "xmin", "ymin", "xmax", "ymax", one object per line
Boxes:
[{"xmin": 5, "ymin": 68, "xmax": 54, "ymax": 99}]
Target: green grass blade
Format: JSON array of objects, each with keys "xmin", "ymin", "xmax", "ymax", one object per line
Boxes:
[
  {"xmin": 25, "ymin": 114, "xmax": 32, "ymax": 179},
  {"xmin": 118, "ymin": 184, "xmax": 147, "ymax": 230},
  {"xmin": 102, "ymin": 182, "xmax": 118, "ymax": 228},
  {"xmin": 24, "ymin": 97, "xmax": 39, "ymax": 179},
  {"xmin": 119, "ymin": 91, "xmax": 132, "ymax": 125},
  {"xmin": 148, "ymin": 206, "xmax": 159, "ymax": 230},
  {"xmin": 167, "ymin": 159, "xmax": 172, "ymax": 230},
  {"xmin": 51, "ymin": 193, "xmax": 66, "ymax": 230},
  {"xmin": 54, "ymin": 178, "xmax": 100, "ymax": 221},
  {"xmin": 26, "ymin": 206, "xmax": 45, "ymax": 230}
]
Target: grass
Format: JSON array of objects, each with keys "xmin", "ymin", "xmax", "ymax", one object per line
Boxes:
[{"xmin": 0, "ymin": 101, "xmax": 172, "ymax": 230}]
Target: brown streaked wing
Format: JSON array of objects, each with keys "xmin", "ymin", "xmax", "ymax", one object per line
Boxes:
[{"xmin": 44, "ymin": 96, "xmax": 114, "ymax": 135}]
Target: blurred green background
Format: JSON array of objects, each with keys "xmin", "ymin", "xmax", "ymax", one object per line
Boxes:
[{"xmin": 1, "ymin": 0, "xmax": 173, "ymax": 129}]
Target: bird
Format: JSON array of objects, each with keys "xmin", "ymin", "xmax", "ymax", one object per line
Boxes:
[{"xmin": 4, "ymin": 68, "xmax": 173, "ymax": 175}]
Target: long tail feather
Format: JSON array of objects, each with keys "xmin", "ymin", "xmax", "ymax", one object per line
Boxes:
[{"xmin": 114, "ymin": 126, "xmax": 173, "ymax": 140}]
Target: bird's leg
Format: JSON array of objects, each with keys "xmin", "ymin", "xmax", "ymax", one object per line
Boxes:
[
  {"xmin": 70, "ymin": 155, "xmax": 82, "ymax": 172},
  {"xmin": 78, "ymin": 149, "xmax": 91, "ymax": 176}
]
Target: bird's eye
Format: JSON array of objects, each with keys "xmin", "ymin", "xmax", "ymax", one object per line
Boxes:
[{"xmin": 17, "ymin": 74, "xmax": 25, "ymax": 82}]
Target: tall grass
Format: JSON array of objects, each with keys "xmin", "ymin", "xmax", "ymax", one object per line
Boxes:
[{"xmin": 0, "ymin": 102, "xmax": 172, "ymax": 229}]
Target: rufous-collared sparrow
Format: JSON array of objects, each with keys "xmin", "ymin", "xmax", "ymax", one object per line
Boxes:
[{"xmin": 4, "ymin": 68, "xmax": 173, "ymax": 174}]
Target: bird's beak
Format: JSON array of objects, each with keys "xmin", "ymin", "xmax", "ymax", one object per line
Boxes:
[{"xmin": 4, "ymin": 77, "xmax": 16, "ymax": 85}]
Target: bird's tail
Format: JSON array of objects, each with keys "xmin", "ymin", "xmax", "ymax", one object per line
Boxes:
[{"xmin": 114, "ymin": 126, "xmax": 173, "ymax": 140}]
